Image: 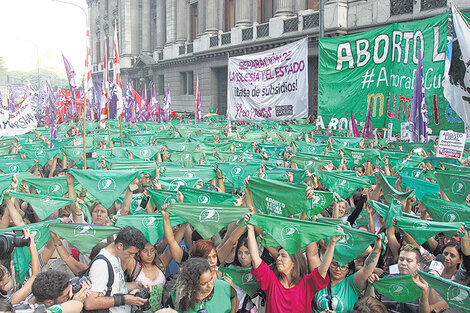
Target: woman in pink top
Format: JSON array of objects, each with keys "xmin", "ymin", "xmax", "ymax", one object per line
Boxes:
[{"xmin": 245, "ymin": 213, "xmax": 341, "ymax": 313}]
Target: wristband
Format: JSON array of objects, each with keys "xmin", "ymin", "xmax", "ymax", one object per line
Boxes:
[{"xmin": 114, "ymin": 294, "xmax": 125, "ymax": 306}]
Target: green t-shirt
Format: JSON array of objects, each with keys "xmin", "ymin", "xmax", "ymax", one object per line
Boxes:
[{"xmin": 312, "ymin": 275, "xmax": 361, "ymax": 313}]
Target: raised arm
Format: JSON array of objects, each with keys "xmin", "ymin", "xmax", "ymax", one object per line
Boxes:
[
  {"xmin": 353, "ymin": 235, "xmax": 382, "ymax": 290},
  {"xmin": 318, "ymin": 234, "xmax": 341, "ymax": 278},
  {"xmin": 161, "ymin": 204, "xmax": 184, "ymax": 263},
  {"xmin": 245, "ymin": 213, "xmax": 262, "ymax": 269}
]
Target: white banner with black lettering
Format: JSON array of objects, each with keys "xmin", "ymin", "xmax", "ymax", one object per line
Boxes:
[
  {"xmin": 228, "ymin": 38, "xmax": 308, "ymax": 121},
  {"xmin": 0, "ymin": 97, "xmax": 37, "ymax": 136}
]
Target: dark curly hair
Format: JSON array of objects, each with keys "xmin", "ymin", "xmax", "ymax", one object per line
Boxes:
[
  {"xmin": 115, "ymin": 226, "xmax": 147, "ymax": 250},
  {"xmin": 32, "ymin": 270, "xmax": 70, "ymax": 303},
  {"xmin": 173, "ymin": 258, "xmax": 211, "ymax": 312}
]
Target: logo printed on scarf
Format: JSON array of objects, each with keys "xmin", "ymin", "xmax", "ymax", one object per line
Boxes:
[
  {"xmin": 391, "ymin": 284, "xmax": 408, "ymax": 294},
  {"xmin": 169, "ymin": 179, "xmax": 185, "ymax": 190},
  {"xmin": 242, "ymin": 273, "xmax": 255, "ymax": 284},
  {"xmin": 30, "ymin": 230, "xmax": 40, "ymax": 241},
  {"xmin": 443, "ymin": 210, "xmax": 460, "ymax": 223},
  {"xmin": 199, "ymin": 208, "xmax": 220, "ymax": 223},
  {"xmin": 452, "ymin": 181, "xmax": 466, "ymax": 195},
  {"xmin": 48, "ymin": 184, "xmax": 62, "ymax": 194},
  {"xmin": 73, "ymin": 225, "xmax": 96, "ymax": 237},
  {"xmin": 164, "ymin": 196, "xmax": 177, "ymax": 205},
  {"xmin": 413, "ymin": 220, "xmax": 430, "ymax": 229},
  {"xmin": 231, "ymin": 167, "xmax": 244, "ymax": 176},
  {"xmin": 198, "ymin": 194, "xmax": 210, "ymax": 204},
  {"xmin": 183, "ymin": 172, "xmax": 194, "ymax": 179},
  {"xmin": 41, "ymin": 197, "xmax": 52, "ymax": 205},
  {"xmin": 142, "ymin": 216, "xmax": 159, "ymax": 228},
  {"xmin": 280, "ymin": 225, "xmax": 299, "ymax": 241},
  {"xmin": 446, "ymin": 286, "xmax": 469, "ymax": 307},
  {"xmin": 9, "ymin": 165, "xmax": 18, "ymax": 172},
  {"xmin": 98, "ymin": 177, "xmax": 117, "ymax": 191}
]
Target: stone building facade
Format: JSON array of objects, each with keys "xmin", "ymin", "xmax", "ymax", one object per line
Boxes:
[{"xmin": 87, "ymin": 0, "xmax": 470, "ymax": 116}]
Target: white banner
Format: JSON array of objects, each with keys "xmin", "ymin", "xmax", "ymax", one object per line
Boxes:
[
  {"xmin": 437, "ymin": 130, "xmax": 466, "ymax": 159},
  {"xmin": 228, "ymin": 38, "xmax": 308, "ymax": 121},
  {"xmin": 0, "ymin": 97, "xmax": 37, "ymax": 136}
]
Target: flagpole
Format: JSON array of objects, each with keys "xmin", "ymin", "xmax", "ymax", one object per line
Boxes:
[
  {"xmin": 83, "ymin": 92, "xmax": 87, "ymax": 169},
  {"xmin": 195, "ymin": 74, "xmax": 198, "ymax": 124},
  {"xmin": 119, "ymin": 115, "xmax": 123, "ymax": 147}
]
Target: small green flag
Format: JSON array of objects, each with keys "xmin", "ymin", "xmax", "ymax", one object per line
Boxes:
[
  {"xmin": 179, "ymin": 186, "xmax": 238, "ymax": 205},
  {"xmin": 21, "ymin": 147, "xmax": 60, "ymax": 167},
  {"xmin": 168, "ymin": 152, "xmax": 204, "ymax": 166},
  {"xmin": 342, "ymin": 148, "xmax": 380, "ymax": 166},
  {"xmin": 376, "ymin": 171, "xmax": 414, "ymax": 204},
  {"xmin": 167, "ymin": 203, "xmax": 250, "ymax": 239},
  {"xmin": 334, "ymin": 225, "xmax": 378, "ymax": 266},
  {"xmin": 316, "ymin": 170, "xmax": 370, "ymax": 199},
  {"xmin": 372, "ymin": 275, "xmax": 421, "ymax": 303},
  {"xmin": 295, "ymin": 142, "xmax": 328, "ymax": 154},
  {"xmin": 421, "ymin": 196, "xmax": 470, "ymax": 223},
  {"xmin": 7, "ymin": 192, "xmax": 75, "ymax": 220},
  {"xmin": 110, "ymin": 161, "xmax": 158, "ymax": 178},
  {"xmin": 157, "ymin": 176, "xmax": 201, "ymax": 191},
  {"xmin": 418, "ymin": 270, "xmax": 470, "ymax": 313},
  {"xmin": 48, "ymin": 223, "xmax": 120, "ymax": 254},
  {"xmin": 0, "ymin": 159, "xmax": 36, "ymax": 173},
  {"xmin": 126, "ymin": 146, "xmax": 161, "ymax": 160},
  {"xmin": 217, "ymin": 162, "xmax": 261, "ymax": 190},
  {"xmin": 23, "ymin": 176, "xmax": 70, "ymax": 197},
  {"xmin": 425, "ymin": 156, "xmax": 461, "ymax": 169},
  {"xmin": 395, "ymin": 216, "xmax": 462, "ymax": 245},
  {"xmin": 218, "ymin": 267, "xmax": 260, "ymax": 297},
  {"xmin": 400, "ymin": 175, "xmax": 439, "ymax": 200},
  {"xmin": 61, "ymin": 146, "xmax": 93, "ymax": 166},
  {"xmin": 247, "ymin": 177, "xmax": 319, "ymax": 216},
  {"xmin": 331, "ymin": 137, "xmax": 363, "ymax": 149},
  {"xmin": 68, "ymin": 169, "xmax": 141, "ymax": 209},
  {"xmin": 245, "ymin": 214, "xmax": 344, "ymax": 255},
  {"xmin": 398, "ymin": 167, "xmax": 424, "ymax": 179},
  {"xmin": 127, "ymin": 133, "xmax": 154, "ymax": 146},
  {"xmin": 291, "ymin": 156, "xmax": 330, "ymax": 172},
  {"xmin": 386, "ymin": 156, "xmax": 423, "ymax": 170},
  {"xmin": 435, "ymin": 172, "xmax": 470, "ymax": 204},
  {"xmin": 111, "ymin": 147, "xmax": 130, "ymax": 158},
  {"xmin": 161, "ymin": 166, "xmax": 217, "ymax": 182},
  {"xmin": 114, "ymin": 214, "xmax": 186, "ymax": 245},
  {"xmin": 147, "ymin": 189, "xmax": 178, "ymax": 208}
]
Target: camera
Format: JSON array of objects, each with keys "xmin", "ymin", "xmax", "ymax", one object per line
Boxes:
[
  {"xmin": 13, "ymin": 303, "xmax": 46, "ymax": 313},
  {"xmin": 0, "ymin": 233, "xmax": 31, "ymax": 258},
  {"xmin": 69, "ymin": 276, "xmax": 91, "ymax": 294},
  {"xmin": 135, "ymin": 287, "xmax": 151, "ymax": 311}
]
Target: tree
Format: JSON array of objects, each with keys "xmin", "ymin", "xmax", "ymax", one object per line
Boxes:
[{"xmin": 0, "ymin": 57, "xmax": 7, "ymax": 85}]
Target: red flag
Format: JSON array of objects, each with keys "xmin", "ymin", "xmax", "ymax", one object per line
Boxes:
[
  {"xmin": 99, "ymin": 42, "xmax": 109, "ymax": 128},
  {"xmin": 113, "ymin": 22, "xmax": 123, "ymax": 118},
  {"xmin": 84, "ymin": 27, "xmax": 93, "ymax": 106}
]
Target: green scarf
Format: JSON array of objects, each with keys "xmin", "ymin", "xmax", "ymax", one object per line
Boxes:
[
  {"xmin": 436, "ymin": 172, "xmax": 470, "ymax": 204},
  {"xmin": 334, "ymin": 225, "xmax": 378, "ymax": 266},
  {"xmin": 421, "ymin": 196, "xmax": 470, "ymax": 223},
  {"xmin": 398, "ymin": 167, "xmax": 425, "ymax": 179},
  {"xmin": 68, "ymin": 169, "xmax": 141, "ymax": 209},
  {"xmin": 376, "ymin": 171, "xmax": 414, "ymax": 204},
  {"xmin": 0, "ymin": 159, "xmax": 36, "ymax": 173},
  {"xmin": 23, "ymin": 176, "xmax": 70, "ymax": 197},
  {"xmin": 161, "ymin": 166, "xmax": 217, "ymax": 182},
  {"xmin": 418, "ymin": 270, "xmax": 470, "ymax": 313},
  {"xmin": 247, "ymin": 177, "xmax": 319, "ymax": 216},
  {"xmin": 48, "ymin": 223, "xmax": 120, "ymax": 253},
  {"xmin": 218, "ymin": 267, "xmax": 260, "ymax": 297},
  {"xmin": 179, "ymin": 186, "xmax": 238, "ymax": 205},
  {"xmin": 61, "ymin": 146, "xmax": 93, "ymax": 166},
  {"xmin": 110, "ymin": 161, "xmax": 158, "ymax": 179},
  {"xmin": 21, "ymin": 147, "xmax": 60, "ymax": 167},
  {"xmin": 217, "ymin": 162, "xmax": 261, "ymax": 190},
  {"xmin": 291, "ymin": 156, "xmax": 330, "ymax": 172},
  {"xmin": 295, "ymin": 142, "xmax": 328, "ymax": 154},
  {"xmin": 157, "ymin": 176, "xmax": 202, "ymax": 191},
  {"xmin": 114, "ymin": 214, "xmax": 186, "ymax": 245},
  {"xmin": 425, "ymin": 156, "xmax": 461, "ymax": 169},
  {"xmin": 331, "ymin": 137, "xmax": 363, "ymax": 149},
  {"xmin": 372, "ymin": 275, "xmax": 421, "ymax": 303},
  {"xmin": 147, "ymin": 189, "xmax": 178, "ymax": 209},
  {"xmin": 245, "ymin": 213, "xmax": 344, "ymax": 255},
  {"xmin": 0, "ymin": 174, "xmax": 13, "ymax": 203},
  {"xmin": 316, "ymin": 170, "xmax": 370, "ymax": 199},
  {"xmin": 167, "ymin": 203, "xmax": 250, "ymax": 239},
  {"xmin": 400, "ymin": 175, "xmax": 439, "ymax": 200},
  {"xmin": 126, "ymin": 146, "xmax": 161, "ymax": 160},
  {"xmin": 342, "ymin": 148, "xmax": 380, "ymax": 166},
  {"xmin": 395, "ymin": 216, "xmax": 462, "ymax": 245},
  {"xmin": 111, "ymin": 147, "xmax": 130, "ymax": 158},
  {"xmin": 7, "ymin": 191, "xmax": 75, "ymax": 220},
  {"xmin": 127, "ymin": 133, "xmax": 154, "ymax": 146}
]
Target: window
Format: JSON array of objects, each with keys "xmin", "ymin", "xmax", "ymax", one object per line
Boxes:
[
  {"xmin": 180, "ymin": 71, "xmax": 194, "ymax": 95},
  {"xmin": 258, "ymin": 0, "xmax": 274, "ymax": 24},
  {"xmin": 190, "ymin": 3, "xmax": 198, "ymax": 41},
  {"xmin": 224, "ymin": 0, "xmax": 235, "ymax": 32},
  {"xmin": 307, "ymin": 0, "xmax": 319, "ymax": 10},
  {"xmin": 158, "ymin": 75, "xmax": 165, "ymax": 96}
]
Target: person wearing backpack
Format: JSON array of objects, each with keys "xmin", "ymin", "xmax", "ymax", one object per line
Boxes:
[{"xmin": 84, "ymin": 227, "xmax": 149, "ymax": 313}]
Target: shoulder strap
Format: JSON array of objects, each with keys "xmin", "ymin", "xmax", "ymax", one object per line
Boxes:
[
  {"xmin": 88, "ymin": 255, "xmax": 115, "ymax": 297},
  {"xmin": 327, "ymin": 281, "xmax": 333, "ymax": 311}
]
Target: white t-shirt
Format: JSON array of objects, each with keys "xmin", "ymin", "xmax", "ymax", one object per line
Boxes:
[{"xmin": 89, "ymin": 248, "xmax": 130, "ymax": 313}]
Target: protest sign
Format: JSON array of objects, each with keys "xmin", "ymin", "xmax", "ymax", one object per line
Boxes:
[
  {"xmin": 437, "ymin": 130, "xmax": 466, "ymax": 159},
  {"xmin": 318, "ymin": 13, "xmax": 463, "ymax": 135},
  {"xmin": 228, "ymin": 38, "xmax": 308, "ymax": 121},
  {"xmin": 0, "ymin": 97, "xmax": 37, "ymax": 136}
]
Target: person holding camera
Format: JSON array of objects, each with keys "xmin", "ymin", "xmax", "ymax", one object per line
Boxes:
[
  {"xmin": 84, "ymin": 227, "xmax": 150, "ymax": 313},
  {"xmin": 31, "ymin": 270, "xmax": 89, "ymax": 313}
]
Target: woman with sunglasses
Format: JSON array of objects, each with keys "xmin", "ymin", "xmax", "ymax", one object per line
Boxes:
[
  {"xmin": 171, "ymin": 257, "xmax": 237, "ymax": 313},
  {"xmin": 244, "ymin": 213, "xmax": 339, "ymax": 313},
  {"xmin": 312, "ymin": 235, "xmax": 382, "ymax": 313}
]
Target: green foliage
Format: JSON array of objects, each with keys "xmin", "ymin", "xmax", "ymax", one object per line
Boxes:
[{"xmin": 6, "ymin": 69, "xmax": 68, "ymax": 89}]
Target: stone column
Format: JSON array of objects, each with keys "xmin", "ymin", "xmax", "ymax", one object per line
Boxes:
[
  {"xmin": 235, "ymin": 0, "xmax": 251, "ymax": 27},
  {"xmin": 176, "ymin": 0, "xmax": 187, "ymax": 43},
  {"xmin": 205, "ymin": 0, "xmax": 218, "ymax": 34},
  {"xmin": 275, "ymin": 0, "xmax": 294, "ymax": 17},
  {"xmin": 130, "ymin": 0, "xmax": 140, "ymax": 53},
  {"xmin": 141, "ymin": 0, "xmax": 151, "ymax": 54},
  {"xmin": 155, "ymin": 0, "xmax": 166, "ymax": 50},
  {"xmin": 198, "ymin": 0, "xmax": 206, "ymax": 36},
  {"xmin": 166, "ymin": 0, "xmax": 176, "ymax": 45}
]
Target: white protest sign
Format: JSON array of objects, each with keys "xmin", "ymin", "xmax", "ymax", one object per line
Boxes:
[
  {"xmin": 437, "ymin": 130, "xmax": 466, "ymax": 159},
  {"xmin": 228, "ymin": 38, "xmax": 308, "ymax": 121},
  {"xmin": 0, "ymin": 97, "xmax": 37, "ymax": 136}
]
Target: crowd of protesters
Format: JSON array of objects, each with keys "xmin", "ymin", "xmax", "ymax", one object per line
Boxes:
[{"xmin": 0, "ymin": 115, "xmax": 467, "ymax": 313}]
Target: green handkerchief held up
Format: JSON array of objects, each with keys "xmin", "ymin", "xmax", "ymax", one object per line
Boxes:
[
  {"xmin": 218, "ymin": 267, "xmax": 260, "ymax": 297},
  {"xmin": 376, "ymin": 171, "xmax": 414, "ymax": 204},
  {"xmin": 421, "ymin": 196, "xmax": 470, "ymax": 223},
  {"xmin": 315, "ymin": 170, "xmax": 370, "ymax": 199},
  {"xmin": 7, "ymin": 192, "xmax": 75, "ymax": 220},
  {"xmin": 372, "ymin": 275, "xmax": 421, "ymax": 303}
]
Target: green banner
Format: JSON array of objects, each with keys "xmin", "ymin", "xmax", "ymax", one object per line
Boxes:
[{"xmin": 319, "ymin": 13, "xmax": 463, "ymax": 135}]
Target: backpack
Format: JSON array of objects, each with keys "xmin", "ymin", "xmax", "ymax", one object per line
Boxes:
[{"xmin": 82, "ymin": 254, "xmax": 115, "ymax": 313}]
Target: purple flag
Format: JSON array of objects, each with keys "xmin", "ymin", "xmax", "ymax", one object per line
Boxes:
[
  {"xmin": 350, "ymin": 110, "xmax": 360, "ymax": 137},
  {"xmin": 362, "ymin": 103, "xmax": 373, "ymax": 139},
  {"xmin": 62, "ymin": 53, "xmax": 77, "ymax": 118},
  {"xmin": 163, "ymin": 85, "xmax": 172, "ymax": 122},
  {"xmin": 124, "ymin": 80, "xmax": 134, "ymax": 122},
  {"xmin": 150, "ymin": 87, "xmax": 158, "ymax": 122},
  {"xmin": 409, "ymin": 49, "xmax": 429, "ymax": 143}
]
